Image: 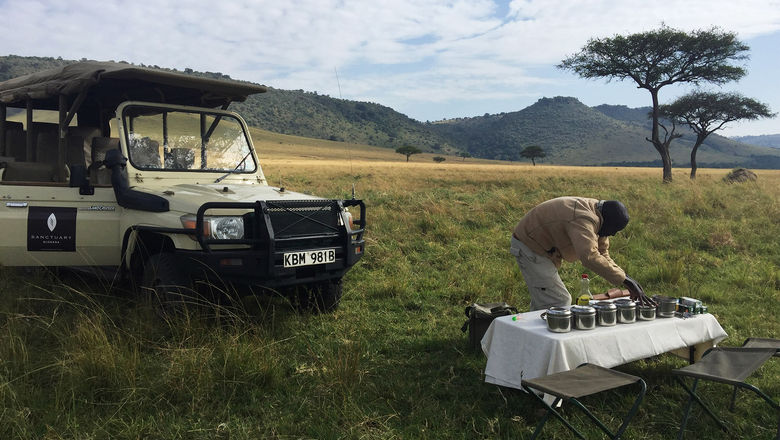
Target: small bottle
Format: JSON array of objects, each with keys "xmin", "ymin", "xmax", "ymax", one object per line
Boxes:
[{"xmin": 577, "ymin": 274, "xmax": 592, "ymax": 305}]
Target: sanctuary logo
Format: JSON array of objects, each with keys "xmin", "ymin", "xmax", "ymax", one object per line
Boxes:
[{"xmin": 27, "ymin": 207, "xmax": 77, "ymax": 251}]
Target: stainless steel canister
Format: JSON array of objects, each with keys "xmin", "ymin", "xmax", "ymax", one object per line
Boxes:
[
  {"xmin": 543, "ymin": 307, "xmax": 572, "ymax": 333},
  {"xmin": 638, "ymin": 304, "xmax": 656, "ymax": 321},
  {"xmin": 593, "ymin": 301, "xmax": 617, "ymax": 326},
  {"xmin": 570, "ymin": 305, "xmax": 597, "ymax": 330},
  {"xmin": 615, "ymin": 299, "xmax": 637, "ymax": 324},
  {"xmin": 656, "ymin": 296, "xmax": 678, "ymax": 318}
]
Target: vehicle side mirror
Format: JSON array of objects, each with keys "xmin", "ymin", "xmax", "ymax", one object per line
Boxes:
[
  {"xmin": 103, "ymin": 149, "xmax": 129, "ymax": 192},
  {"xmin": 104, "ymin": 148, "xmax": 127, "ymax": 169},
  {"xmin": 103, "ymin": 148, "xmax": 169, "ymax": 212}
]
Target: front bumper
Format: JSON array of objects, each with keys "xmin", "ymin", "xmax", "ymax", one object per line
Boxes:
[
  {"xmin": 171, "ymin": 244, "xmax": 361, "ymax": 287},
  {"xmin": 133, "ymin": 199, "xmax": 365, "ymax": 288}
]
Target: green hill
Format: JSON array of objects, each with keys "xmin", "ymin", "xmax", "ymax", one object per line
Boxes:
[
  {"xmin": 731, "ymin": 134, "xmax": 780, "ymax": 149},
  {"xmin": 430, "ymin": 96, "xmax": 653, "ymax": 163},
  {"xmin": 3, "ymin": 55, "xmax": 780, "ymax": 168},
  {"xmin": 592, "ymin": 103, "xmax": 780, "ymax": 168},
  {"xmin": 231, "ymin": 89, "xmax": 459, "ymax": 154},
  {"xmin": 430, "ymin": 97, "xmax": 780, "ymax": 168},
  {"xmin": 592, "ymin": 104, "xmax": 652, "ymax": 125}
]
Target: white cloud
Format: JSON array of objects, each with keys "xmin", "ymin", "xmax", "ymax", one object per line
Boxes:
[{"xmin": 3, "ymin": 0, "xmax": 780, "ymax": 132}]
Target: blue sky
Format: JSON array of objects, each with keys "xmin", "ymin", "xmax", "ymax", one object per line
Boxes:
[{"xmin": 3, "ymin": 0, "xmax": 780, "ymax": 136}]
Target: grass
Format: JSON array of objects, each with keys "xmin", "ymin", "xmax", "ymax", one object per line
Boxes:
[{"xmin": 1, "ymin": 136, "xmax": 779, "ymax": 439}]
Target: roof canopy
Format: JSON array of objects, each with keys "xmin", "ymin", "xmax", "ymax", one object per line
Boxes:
[{"xmin": 0, "ymin": 61, "xmax": 267, "ymax": 110}]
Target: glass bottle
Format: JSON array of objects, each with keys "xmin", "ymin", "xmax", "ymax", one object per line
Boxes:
[{"xmin": 576, "ymin": 274, "xmax": 593, "ymax": 305}]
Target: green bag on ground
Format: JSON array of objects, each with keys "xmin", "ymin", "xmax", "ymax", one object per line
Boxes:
[{"xmin": 461, "ymin": 302, "xmax": 518, "ymax": 352}]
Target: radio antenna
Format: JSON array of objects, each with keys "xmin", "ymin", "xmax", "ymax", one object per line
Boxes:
[
  {"xmin": 334, "ymin": 67, "xmax": 356, "ymax": 197},
  {"xmin": 334, "ymin": 67, "xmax": 343, "ymax": 99}
]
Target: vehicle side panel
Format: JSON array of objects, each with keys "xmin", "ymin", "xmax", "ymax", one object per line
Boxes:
[{"xmin": 0, "ymin": 186, "xmax": 121, "ymax": 266}]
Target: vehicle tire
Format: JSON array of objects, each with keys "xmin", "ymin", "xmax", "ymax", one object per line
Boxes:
[
  {"xmin": 140, "ymin": 253, "xmax": 192, "ymax": 312},
  {"xmin": 298, "ymin": 278, "xmax": 343, "ymax": 313},
  {"xmin": 318, "ymin": 278, "xmax": 343, "ymax": 312}
]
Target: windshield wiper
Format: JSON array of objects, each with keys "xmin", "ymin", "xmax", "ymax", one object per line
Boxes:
[{"xmin": 214, "ymin": 152, "xmax": 252, "ymax": 183}]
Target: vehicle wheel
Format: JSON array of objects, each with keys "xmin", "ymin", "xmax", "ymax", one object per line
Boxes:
[
  {"xmin": 298, "ymin": 278, "xmax": 343, "ymax": 313},
  {"xmin": 140, "ymin": 253, "xmax": 192, "ymax": 311}
]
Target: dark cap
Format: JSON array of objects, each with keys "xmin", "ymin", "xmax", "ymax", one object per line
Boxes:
[{"xmin": 598, "ymin": 200, "xmax": 629, "ymax": 236}]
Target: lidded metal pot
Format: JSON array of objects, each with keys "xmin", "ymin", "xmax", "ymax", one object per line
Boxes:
[
  {"xmin": 593, "ymin": 301, "xmax": 617, "ymax": 326},
  {"xmin": 543, "ymin": 307, "xmax": 572, "ymax": 333},
  {"xmin": 615, "ymin": 299, "xmax": 637, "ymax": 324},
  {"xmin": 656, "ymin": 296, "xmax": 678, "ymax": 318},
  {"xmin": 638, "ymin": 304, "xmax": 657, "ymax": 321},
  {"xmin": 570, "ymin": 305, "xmax": 597, "ymax": 330}
]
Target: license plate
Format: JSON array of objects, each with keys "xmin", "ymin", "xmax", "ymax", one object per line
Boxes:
[{"xmin": 283, "ymin": 248, "xmax": 336, "ymax": 268}]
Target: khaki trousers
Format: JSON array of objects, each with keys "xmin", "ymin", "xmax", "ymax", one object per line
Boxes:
[{"xmin": 510, "ymin": 236, "xmax": 571, "ymax": 311}]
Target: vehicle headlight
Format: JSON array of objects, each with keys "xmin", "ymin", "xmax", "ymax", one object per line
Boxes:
[
  {"xmin": 345, "ymin": 210, "xmax": 354, "ymax": 230},
  {"xmin": 339, "ymin": 209, "xmax": 354, "ymax": 230},
  {"xmin": 181, "ymin": 215, "xmax": 245, "ymax": 240},
  {"xmin": 210, "ymin": 216, "xmax": 244, "ymax": 239}
]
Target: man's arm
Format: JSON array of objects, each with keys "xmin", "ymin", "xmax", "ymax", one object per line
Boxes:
[{"xmin": 568, "ymin": 223, "xmax": 626, "ymax": 285}]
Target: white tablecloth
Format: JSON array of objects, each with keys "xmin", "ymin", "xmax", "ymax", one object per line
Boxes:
[{"xmin": 482, "ymin": 309, "xmax": 727, "ymax": 390}]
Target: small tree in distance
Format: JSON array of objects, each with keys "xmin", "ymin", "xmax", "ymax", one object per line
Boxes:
[
  {"xmin": 660, "ymin": 91, "xmax": 774, "ymax": 179},
  {"xmin": 395, "ymin": 145, "xmax": 422, "ymax": 162},
  {"xmin": 520, "ymin": 145, "xmax": 546, "ymax": 166},
  {"xmin": 458, "ymin": 151, "xmax": 471, "ymax": 161}
]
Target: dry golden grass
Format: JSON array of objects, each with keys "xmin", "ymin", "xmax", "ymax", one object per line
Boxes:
[{"xmin": 250, "ymin": 126, "xmax": 780, "ymax": 195}]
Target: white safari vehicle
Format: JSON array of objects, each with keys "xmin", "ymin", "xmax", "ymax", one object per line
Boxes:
[{"xmin": 0, "ymin": 62, "xmax": 365, "ymax": 311}]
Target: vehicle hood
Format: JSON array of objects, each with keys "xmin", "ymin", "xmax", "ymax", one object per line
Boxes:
[{"xmin": 132, "ymin": 183, "xmax": 324, "ymax": 214}]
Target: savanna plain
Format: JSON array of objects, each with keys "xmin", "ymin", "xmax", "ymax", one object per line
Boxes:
[{"xmin": 0, "ymin": 129, "xmax": 778, "ymax": 439}]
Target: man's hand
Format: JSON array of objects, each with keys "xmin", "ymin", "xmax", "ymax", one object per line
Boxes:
[{"xmin": 623, "ymin": 275, "xmax": 656, "ymax": 306}]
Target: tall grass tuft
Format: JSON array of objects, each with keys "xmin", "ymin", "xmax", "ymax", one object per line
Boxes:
[
  {"xmin": 653, "ymin": 258, "xmax": 685, "ymax": 285},
  {"xmin": 58, "ymin": 312, "xmax": 140, "ymax": 404}
]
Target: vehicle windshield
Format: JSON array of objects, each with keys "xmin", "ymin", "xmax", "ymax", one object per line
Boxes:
[{"xmin": 122, "ymin": 104, "xmax": 257, "ymax": 173}]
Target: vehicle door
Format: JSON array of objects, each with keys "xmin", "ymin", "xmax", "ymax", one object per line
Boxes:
[{"xmin": 0, "ymin": 182, "xmax": 121, "ymax": 267}]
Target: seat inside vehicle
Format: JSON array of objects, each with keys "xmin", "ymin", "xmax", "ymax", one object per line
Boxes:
[
  {"xmin": 168, "ymin": 147, "xmax": 195, "ymax": 169},
  {"xmin": 69, "ymin": 126, "xmax": 101, "ymax": 167},
  {"xmin": 129, "ymin": 136, "xmax": 161, "ymax": 169},
  {"xmin": 3, "ymin": 122, "xmax": 26, "ymax": 161},
  {"xmin": 1, "ymin": 160, "xmax": 63, "ymax": 183},
  {"xmin": 91, "ymin": 137, "xmax": 121, "ymax": 185},
  {"xmin": 29, "ymin": 122, "xmax": 58, "ymax": 161}
]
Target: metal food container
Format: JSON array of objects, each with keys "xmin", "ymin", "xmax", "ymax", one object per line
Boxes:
[
  {"xmin": 656, "ymin": 296, "xmax": 678, "ymax": 318},
  {"xmin": 615, "ymin": 299, "xmax": 637, "ymax": 324},
  {"xmin": 593, "ymin": 301, "xmax": 617, "ymax": 326},
  {"xmin": 542, "ymin": 307, "xmax": 572, "ymax": 333},
  {"xmin": 638, "ymin": 304, "xmax": 656, "ymax": 321},
  {"xmin": 570, "ymin": 305, "xmax": 597, "ymax": 330}
]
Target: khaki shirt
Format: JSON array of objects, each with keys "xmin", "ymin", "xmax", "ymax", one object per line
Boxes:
[{"xmin": 512, "ymin": 197, "xmax": 626, "ymax": 285}]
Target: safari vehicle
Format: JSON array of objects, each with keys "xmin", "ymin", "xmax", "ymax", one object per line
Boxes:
[{"xmin": 0, "ymin": 62, "xmax": 365, "ymax": 311}]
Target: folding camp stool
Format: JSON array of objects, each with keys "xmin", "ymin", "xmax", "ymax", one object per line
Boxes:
[
  {"xmin": 673, "ymin": 346, "xmax": 779, "ymax": 440},
  {"xmin": 730, "ymin": 338, "xmax": 779, "ymax": 411},
  {"xmin": 521, "ymin": 363, "xmax": 646, "ymax": 439}
]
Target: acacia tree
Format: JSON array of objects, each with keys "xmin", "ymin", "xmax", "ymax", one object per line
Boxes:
[
  {"xmin": 458, "ymin": 151, "xmax": 471, "ymax": 161},
  {"xmin": 660, "ymin": 91, "xmax": 774, "ymax": 179},
  {"xmin": 559, "ymin": 25, "xmax": 749, "ymax": 182},
  {"xmin": 520, "ymin": 145, "xmax": 545, "ymax": 166},
  {"xmin": 395, "ymin": 145, "xmax": 422, "ymax": 162}
]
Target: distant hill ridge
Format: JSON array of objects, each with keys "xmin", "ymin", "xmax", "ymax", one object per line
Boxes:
[
  {"xmin": 731, "ymin": 134, "xmax": 780, "ymax": 149},
  {"xmin": 2, "ymin": 55, "xmax": 779, "ymax": 168}
]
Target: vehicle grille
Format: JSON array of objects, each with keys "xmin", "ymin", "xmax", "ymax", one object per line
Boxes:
[{"xmin": 266, "ymin": 203, "xmax": 340, "ymax": 238}]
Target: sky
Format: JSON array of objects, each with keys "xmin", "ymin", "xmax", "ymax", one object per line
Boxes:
[{"xmin": 3, "ymin": 0, "xmax": 780, "ymax": 136}]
